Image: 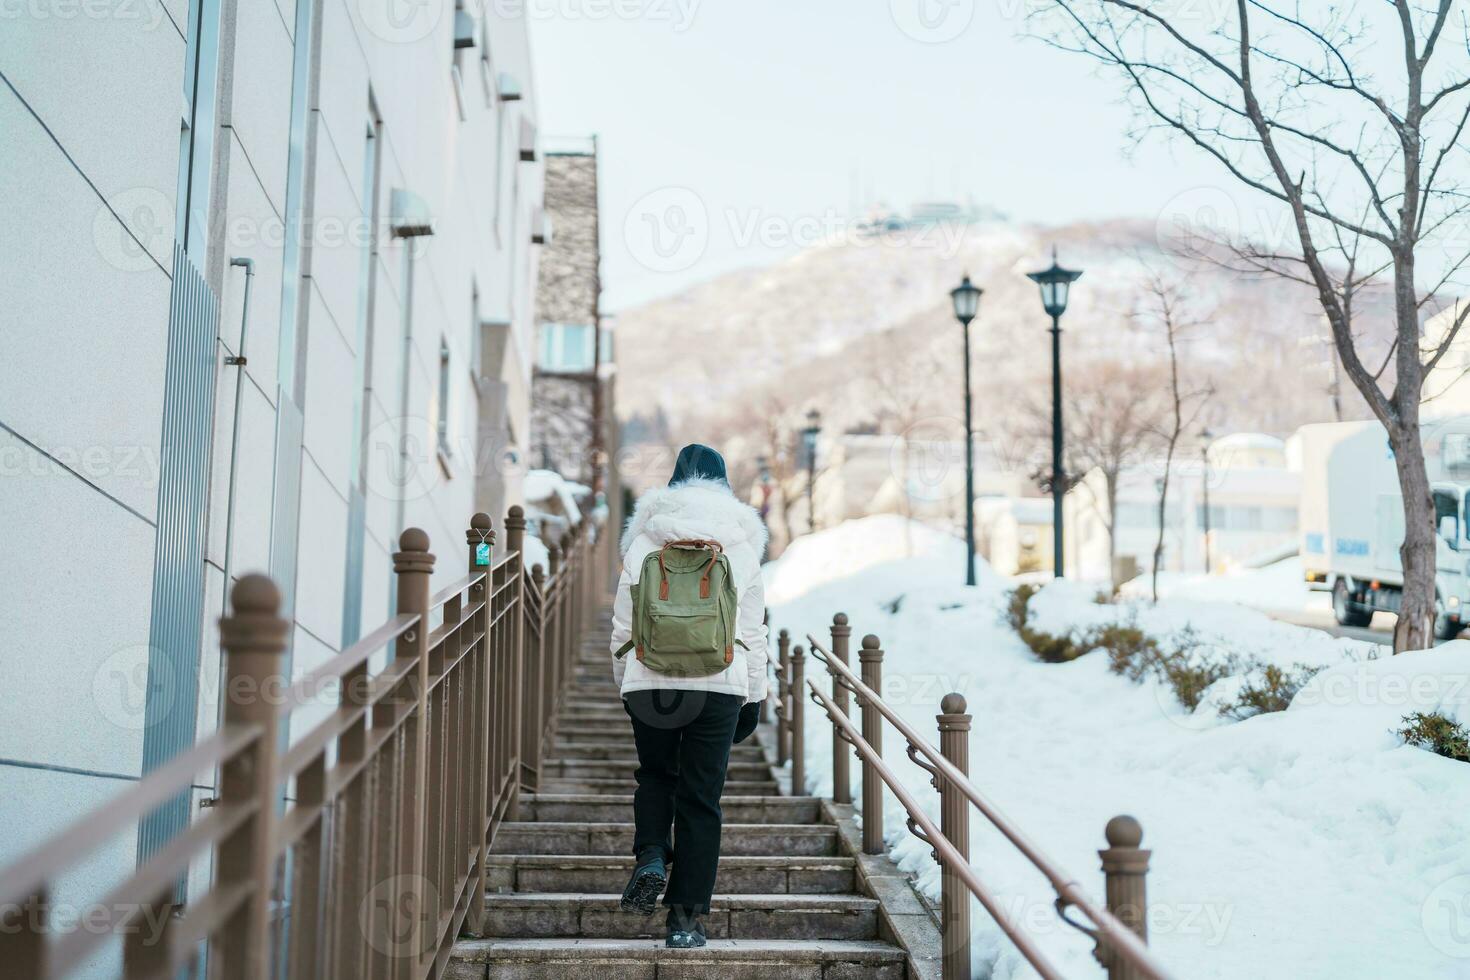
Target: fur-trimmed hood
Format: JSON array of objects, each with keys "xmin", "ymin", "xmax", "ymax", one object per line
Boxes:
[{"xmin": 620, "ymin": 477, "xmax": 769, "ymax": 565}]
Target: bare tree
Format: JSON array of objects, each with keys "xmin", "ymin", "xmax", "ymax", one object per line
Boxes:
[
  {"xmin": 1039, "ymin": 0, "xmax": 1470, "ymax": 651},
  {"xmin": 1135, "ymin": 276, "xmax": 1214, "ymax": 601},
  {"xmin": 1063, "ymin": 359, "xmax": 1171, "ymax": 590},
  {"xmin": 866, "ymin": 345, "xmax": 948, "ymax": 555}
]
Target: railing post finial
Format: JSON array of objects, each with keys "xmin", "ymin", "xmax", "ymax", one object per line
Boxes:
[{"xmin": 1097, "ymin": 815, "xmax": 1150, "ymax": 980}]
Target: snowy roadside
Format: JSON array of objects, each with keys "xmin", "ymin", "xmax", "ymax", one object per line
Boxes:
[{"xmin": 765, "ymin": 515, "xmax": 1470, "ymax": 979}]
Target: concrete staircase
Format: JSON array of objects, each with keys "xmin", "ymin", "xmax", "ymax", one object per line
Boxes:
[{"xmin": 450, "ymin": 610, "xmax": 911, "ymax": 979}]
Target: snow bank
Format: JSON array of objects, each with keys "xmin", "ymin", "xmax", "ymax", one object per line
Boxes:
[
  {"xmin": 766, "ymin": 518, "xmax": 1470, "ymax": 979},
  {"xmin": 523, "ymin": 468, "xmax": 588, "ymax": 524},
  {"xmin": 765, "ymin": 513, "xmax": 1002, "ymax": 605},
  {"xmin": 1118, "ymin": 557, "xmax": 1321, "ymax": 614}
]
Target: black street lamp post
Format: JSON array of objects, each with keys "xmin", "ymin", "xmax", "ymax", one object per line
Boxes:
[
  {"xmin": 1026, "ymin": 249, "xmax": 1083, "ymax": 579},
  {"xmin": 801, "ymin": 409, "xmax": 821, "ymax": 534},
  {"xmin": 950, "ymin": 275, "xmax": 983, "ymax": 586}
]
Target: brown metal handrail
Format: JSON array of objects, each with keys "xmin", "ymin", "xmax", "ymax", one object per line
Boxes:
[
  {"xmin": 805, "ymin": 628, "xmax": 1175, "ymax": 980},
  {"xmin": 0, "ymin": 504, "xmax": 608, "ymax": 980},
  {"xmin": 808, "ymin": 685, "xmax": 1069, "ymax": 979}
]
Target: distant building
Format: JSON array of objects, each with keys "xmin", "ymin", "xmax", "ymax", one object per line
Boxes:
[
  {"xmin": 854, "ymin": 198, "xmax": 1007, "ymax": 237},
  {"xmin": 978, "ymin": 498, "xmax": 1055, "ymax": 576},
  {"xmin": 762, "ymin": 432, "xmax": 1028, "ymax": 555},
  {"xmin": 528, "ymin": 141, "xmax": 617, "ymax": 520},
  {"xmin": 1064, "ymin": 433, "xmax": 1301, "ymax": 583},
  {"xmin": 1423, "ymin": 301, "xmax": 1470, "ymax": 417}
]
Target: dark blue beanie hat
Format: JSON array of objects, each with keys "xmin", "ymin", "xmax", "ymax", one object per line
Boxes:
[{"xmin": 669, "ymin": 443, "xmax": 729, "ymax": 488}]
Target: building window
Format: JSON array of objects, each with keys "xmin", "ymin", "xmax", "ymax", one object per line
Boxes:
[
  {"xmin": 538, "ymin": 323, "xmax": 596, "ymax": 373},
  {"xmin": 438, "ymin": 338, "xmax": 453, "ymax": 459}
]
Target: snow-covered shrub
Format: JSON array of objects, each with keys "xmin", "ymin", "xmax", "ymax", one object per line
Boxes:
[
  {"xmin": 1160, "ymin": 644, "xmax": 1242, "ymax": 711},
  {"xmin": 1009, "ymin": 584, "xmax": 1325, "ymax": 721},
  {"xmin": 1004, "ymin": 584, "xmax": 1094, "ymax": 663},
  {"xmin": 1096, "ymin": 621, "xmax": 1160, "ymax": 679},
  {"xmin": 1221, "ymin": 662, "xmax": 1324, "ymax": 719},
  {"xmin": 1397, "ymin": 711, "xmax": 1470, "ymax": 762}
]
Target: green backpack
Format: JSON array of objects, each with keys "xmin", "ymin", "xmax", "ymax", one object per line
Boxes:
[{"xmin": 615, "ymin": 539, "xmax": 742, "ymax": 676}]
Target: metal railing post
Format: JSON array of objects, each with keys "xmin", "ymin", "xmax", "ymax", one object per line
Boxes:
[
  {"xmin": 532, "ymin": 562, "xmax": 550, "ymax": 772},
  {"xmin": 392, "ymin": 528, "xmax": 434, "ymax": 973},
  {"xmin": 1097, "ymin": 816, "xmax": 1151, "ymax": 980},
  {"xmin": 507, "ymin": 507, "xmax": 539, "ymax": 795},
  {"xmin": 858, "ymin": 634, "xmax": 885, "ymax": 855},
  {"xmin": 790, "ymin": 644, "xmax": 806, "ymax": 795},
  {"xmin": 466, "ymin": 513, "xmax": 495, "ymax": 924},
  {"xmin": 214, "ymin": 574, "xmax": 289, "ymax": 980},
  {"xmin": 938, "ymin": 693, "xmax": 973, "ymax": 980},
  {"xmin": 829, "ymin": 613, "xmax": 852, "ymax": 805},
  {"xmin": 776, "ymin": 628, "xmax": 791, "ymax": 766}
]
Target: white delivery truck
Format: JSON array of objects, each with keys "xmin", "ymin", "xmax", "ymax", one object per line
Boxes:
[{"xmin": 1298, "ymin": 416, "xmax": 1470, "ymax": 637}]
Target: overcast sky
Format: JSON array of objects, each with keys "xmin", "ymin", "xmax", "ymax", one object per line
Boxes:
[{"xmin": 529, "ymin": 0, "xmax": 1276, "ymax": 312}]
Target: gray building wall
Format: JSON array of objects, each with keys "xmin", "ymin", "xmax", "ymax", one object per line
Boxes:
[{"xmin": 0, "ymin": 1, "xmax": 543, "ymax": 955}]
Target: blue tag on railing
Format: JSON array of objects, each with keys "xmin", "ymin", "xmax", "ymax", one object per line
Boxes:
[{"xmin": 475, "ymin": 542, "xmax": 491, "ymax": 566}]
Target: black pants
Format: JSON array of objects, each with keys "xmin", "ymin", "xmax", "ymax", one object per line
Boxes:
[{"xmin": 623, "ymin": 689, "xmax": 744, "ymax": 915}]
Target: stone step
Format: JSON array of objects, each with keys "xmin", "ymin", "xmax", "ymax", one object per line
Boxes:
[
  {"xmin": 548, "ymin": 723, "xmax": 638, "ymax": 740},
  {"xmin": 544, "ymin": 741, "xmax": 767, "ymax": 763},
  {"xmin": 538, "ymin": 777, "xmax": 779, "ymax": 797},
  {"xmin": 551, "ymin": 712, "xmax": 632, "ymax": 726},
  {"xmin": 518, "ymin": 795, "xmax": 820, "ymax": 824},
  {"xmin": 542, "ymin": 760, "xmax": 772, "ymax": 782},
  {"xmin": 490, "ymin": 822, "xmax": 840, "ymax": 857},
  {"xmin": 449, "ymin": 938, "xmax": 906, "ymax": 979},
  {"xmin": 475, "ymin": 893, "xmax": 880, "ymax": 941},
  {"xmin": 485, "ymin": 855, "xmax": 857, "ymax": 895}
]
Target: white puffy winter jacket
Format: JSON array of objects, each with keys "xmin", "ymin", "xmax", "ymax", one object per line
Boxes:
[{"xmin": 609, "ymin": 478, "xmax": 770, "ymax": 702}]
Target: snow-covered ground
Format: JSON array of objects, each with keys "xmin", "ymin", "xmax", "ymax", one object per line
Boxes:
[
  {"xmin": 765, "ymin": 516, "xmax": 1470, "ymax": 979},
  {"xmin": 1118, "ymin": 557, "xmax": 1329, "ymax": 617}
]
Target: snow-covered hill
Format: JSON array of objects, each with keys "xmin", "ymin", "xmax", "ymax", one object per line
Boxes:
[{"xmin": 615, "ymin": 217, "xmax": 1412, "ymax": 452}]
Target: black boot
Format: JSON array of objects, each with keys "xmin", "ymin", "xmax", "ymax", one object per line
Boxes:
[
  {"xmin": 620, "ymin": 847, "xmax": 667, "ymax": 915},
  {"xmin": 665, "ymin": 905, "xmax": 707, "ymax": 948}
]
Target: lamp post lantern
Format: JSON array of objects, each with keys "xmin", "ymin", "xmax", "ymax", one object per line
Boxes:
[
  {"xmin": 1199, "ymin": 428, "xmax": 1214, "ymax": 573},
  {"xmin": 1026, "ymin": 249, "xmax": 1083, "ymax": 578},
  {"xmin": 950, "ymin": 274, "xmax": 983, "ymax": 586},
  {"xmin": 801, "ymin": 409, "xmax": 822, "ymax": 534}
]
